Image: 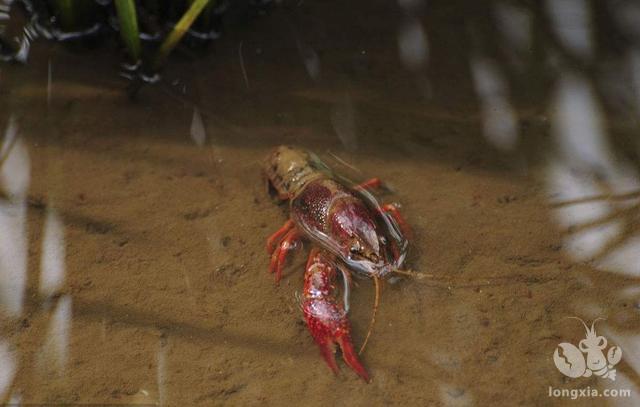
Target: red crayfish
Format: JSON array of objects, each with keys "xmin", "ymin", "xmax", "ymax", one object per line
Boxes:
[{"xmin": 263, "ymin": 146, "xmax": 412, "ymax": 382}]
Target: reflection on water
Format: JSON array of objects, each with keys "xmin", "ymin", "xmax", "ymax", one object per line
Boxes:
[
  {"xmin": 38, "ymin": 294, "xmax": 71, "ymax": 375},
  {"xmin": 547, "ymin": 71, "xmax": 640, "ymax": 277},
  {"xmin": 191, "ymin": 108, "xmax": 207, "ymax": 147},
  {"xmin": 297, "ymin": 39, "xmax": 321, "ymax": 81},
  {"xmin": 470, "ymin": 57, "xmax": 518, "ymax": 151},
  {"xmin": 40, "ymin": 209, "xmax": 65, "ymax": 297},
  {"xmin": 546, "ymin": 0, "xmax": 593, "ymax": 59},
  {"xmin": 3, "ymin": 0, "xmax": 640, "ymax": 405},
  {"xmin": 0, "ymin": 116, "xmax": 27, "ymax": 403},
  {"xmin": 0, "ymin": 115, "xmax": 28, "ymax": 317},
  {"xmin": 331, "ymin": 92, "xmax": 357, "ymax": 152},
  {"xmin": 494, "ymin": 1, "xmax": 531, "ymax": 57},
  {"xmin": 0, "ymin": 339, "xmax": 15, "ymax": 398},
  {"xmin": 544, "ymin": 68, "xmax": 640, "ymax": 403},
  {"xmin": 397, "ymin": 18, "xmax": 428, "ymax": 71},
  {"xmin": 157, "ymin": 339, "xmax": 168, "ymax": 407}
]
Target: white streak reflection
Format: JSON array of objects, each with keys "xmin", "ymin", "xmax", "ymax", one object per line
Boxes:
[
  {"xmin": 331, "ymin": 93, "xmax": 358, "ymax": 151},
  {"xmin": 610, "ymin": 0, "xmax": 640, "ymax": 43},
  {"xmin": 547, "ymin": 162, "xmax": 622, "ymax": 262},
  {"xmin": 39, "ymin": 294, "xmax": 72, "ymax": 374},
  {"xmin": 297, "ymin": 41, "xmax": 320, "ymax": 80},
  {"xmin": 398, "ymin": 19, "xmax": 428, "ymax": 71},
  {"xmin": 495, "ymin": 1, "xmax": 532, "ymax": 54},
  {"xmin": 157, "ymin": 342, "xmax": 167, "ymax": 406},
  {"xmin": 547, "ymin": 72, "xmax": 640, "ymax": 277},
  {"xmin": 0, "ymin": 116, "xmax": 18, "ymax": 160},
  {"xmin": 0, "ymin": 340, "xmax": 16, "ymax": 399},
  {"xmin": 0, "ymin": 117, "xmax": 29, "ymax": 316},
  {"xmin": 470, "ymin": 57, "xmax": 518, "ymax": 151},
  {"xmin": 0, "ymin": 200, "xmax": 27, "ymax": 317},
  {"xmin": 1, "ymin": 116, "xmax": 29, "ymax": 198},
  {"xmin": 39, "ymin": 208, "xmax": 65, "ymax": 298},
  {"xmin": 596, "ymin": 236, "xmax": 640, "ymax": 276},
  {"xmin": 550, "ymin": 73, "xmax": 640, "ymax": 193},
  {"xmin": 551, "ymin": 73, "xmax": 609, "ymax": 169},
  {"xmin": 190, "ymin": 108, "xmax": 206, "ymax": 147},
  {"xmin": 545, "ymin": 0, "xmax": 593, "ymax": 59},
  {"xmin": 627, "ymin": 50, "xmax": 640, "ymax": 115},
  {"xmin": 7, "ymin": 393, "xmax": 21, "ymax": 405}
]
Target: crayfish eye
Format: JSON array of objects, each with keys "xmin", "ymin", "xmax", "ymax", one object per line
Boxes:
[
  {"xmin": 379, "ymin": 236, "xmax": 387, "ymax": 245},
  {"xmin": 350, "ymin": 246, "xmax": 359, "ymax": 254}
]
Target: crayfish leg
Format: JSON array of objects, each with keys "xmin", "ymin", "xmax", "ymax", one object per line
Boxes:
[
  {"xmin": 268, "ymin": 228, "xmax": 301, "ymax": 284},
  {"xmin": 266, "ymin": 219, "xmax": 295, "ymax": 254},
  {"xmin": 382, "ymin": 203, "xmax": 412, "ymax": 240},
  {"xmin": 355, "ymin": 177, "xmax": 383, "ymax": 191}
]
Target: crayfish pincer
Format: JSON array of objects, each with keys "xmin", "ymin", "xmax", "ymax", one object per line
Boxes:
[
  {"xmin": 263, "ymin": 145, "xmax": 413, "ymax": 381},
  {"xmin": 302, "ymin": 248, "xmax": 370, "ymax": 382}
]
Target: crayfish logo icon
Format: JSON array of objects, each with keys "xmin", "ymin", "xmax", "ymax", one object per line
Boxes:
[{"xmin": 553, "ymin": 317, "xmax": 623, "ymax": 381}]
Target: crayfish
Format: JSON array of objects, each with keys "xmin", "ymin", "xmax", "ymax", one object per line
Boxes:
[{"xmin": 264, "ymin": 146, "xmax": 413, "ymax": 382}]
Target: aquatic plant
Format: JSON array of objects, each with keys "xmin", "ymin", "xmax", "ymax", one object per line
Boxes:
[
  {"xmin": 0, "ymin": 0, "xmax": 245, "ymax": 79},
  {"xmin": 114, "ymin": 0, "xmax": 141, "ymax": 63}
]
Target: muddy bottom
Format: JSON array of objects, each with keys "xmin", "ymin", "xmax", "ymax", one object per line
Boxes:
[{"xmin": 2, "ymin": 1, "xmax": 640, "ymax": 406}]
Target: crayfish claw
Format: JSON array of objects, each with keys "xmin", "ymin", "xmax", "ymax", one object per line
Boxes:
[
  {"xmin": 337, "ymin": 335, "xmax": 370, "ymax": 382},
  {"xmin": 302, "ymin": 249, "xmax": 370, "ymax": 382},
  {"xmin": 317, "ymin": 339, "xmax": 340, "ymax": 376},
  {"xmin": 305, "ymin": 318, "xmax": 370, "ymax": 382}
]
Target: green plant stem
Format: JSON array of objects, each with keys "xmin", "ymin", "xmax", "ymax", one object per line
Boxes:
[
  {"xmin": 51, "ymin": 0, "xmax": 99, "ymax": 33},
  {"xmin": 52, "ymin": 0, "xmax": 76, "ymax": 31},
  {"xmin": 114, "ymin": 0, "xmax": 141, "ymax": 62},
  {"xmin": 153, "ymin": 0, "xmax": 211, "ymax": 70}
]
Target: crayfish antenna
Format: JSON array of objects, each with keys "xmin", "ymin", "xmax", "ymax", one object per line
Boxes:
[
  {"xmin": 392, "ymin": 269, "xmax": 433, "ymax": 280},
  {"xmin": 359, "ymin": 275, "xmax": 381, "ymax": 355}
]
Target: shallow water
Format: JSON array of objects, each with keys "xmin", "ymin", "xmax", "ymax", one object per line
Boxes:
[{"xmin": 2, "ymin": 1, "xmax": 640, "ymax": 406}]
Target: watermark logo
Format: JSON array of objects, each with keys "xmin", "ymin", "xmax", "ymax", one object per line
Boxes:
[{"xmin": 553, "ymin": 317, "xmax": 622, "ymax": 381}]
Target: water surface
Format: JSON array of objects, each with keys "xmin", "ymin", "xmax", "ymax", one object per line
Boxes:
[{"xmin": 1, "ymin": 1, "xmax": 640, "ymax": 405}]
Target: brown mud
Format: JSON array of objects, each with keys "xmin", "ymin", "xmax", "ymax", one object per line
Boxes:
[{"xmin": 1, "ymin": 1, "xmax": 640, "ymax": 406}]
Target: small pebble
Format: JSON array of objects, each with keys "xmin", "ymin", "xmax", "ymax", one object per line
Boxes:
[{"xmin": 447, "ymin": 388, "xmax": 465, "ymax": 398}]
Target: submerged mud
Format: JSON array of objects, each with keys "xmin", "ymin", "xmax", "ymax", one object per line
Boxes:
[{"xmin": 1, "ymin": 1, "xmax": 640, "ymax": 406}]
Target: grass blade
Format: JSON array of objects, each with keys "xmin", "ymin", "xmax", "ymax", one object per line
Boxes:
[
  {"xmin": 114, "ymin": 0, "xmax": 141, "ymax": 62},
  {"xmin": 153, "ymin": 0, "xmax": 212, "ymax": 69},
  {"xmin": 52, "ymin": 0, "xmax": 76, "ymax": 31},
  {"xmin": 50, "ymin": 0, "xmax": 100, "ymax": 33}
]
